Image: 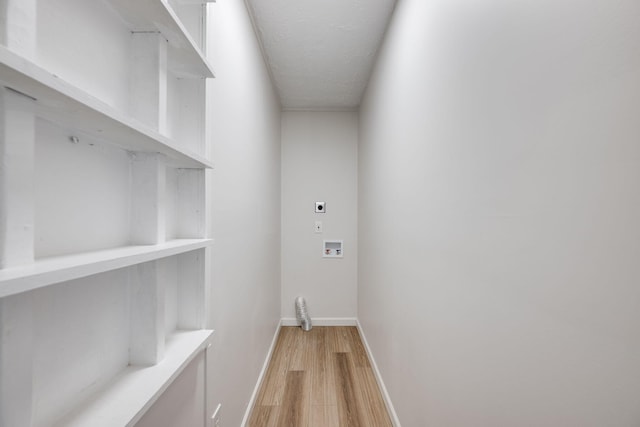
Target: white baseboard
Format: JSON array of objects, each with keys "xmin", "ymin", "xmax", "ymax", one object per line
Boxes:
[
  {"xmin": 281, "ymin": 317, "xmax": 358, "ymax": 327},
  {"xmin": 356, "ymin": 319, "xmax": 402, "ymax": 427},
  {"xmin": 240, "ymin": 319, "xmax": 282, "ymax": 427}
]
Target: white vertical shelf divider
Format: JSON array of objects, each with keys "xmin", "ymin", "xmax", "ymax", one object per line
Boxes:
[
  {"xmin": 178, "ymin": 250, "xmax": 206, "ymax": 330},
  {"xmin": 1, "ymin": 7, "xmax": 39, "ymax": 421},
  {"xmin": 129, "ymin": 261, "xmax": 165, "ymax": 365},
  {"xmin": 0, "ymin": 86, "xmax": 35, "ymax": 269},
  {"xmin": 171, "ymin": 77, "xmax": 206, "ymax": 154},
  {"xmin": 130, "ymin": 32, "xmax": 168, "ymax": 133},
  {"xmin": 0, "ymin": 293, "xmax": 34, "ymax": 427},
  {"xmin": 130, "ymin": 153, "xmax": 167, "ymax": 245},
  {"xmin": 176, "ymin": 168, "xmax": 206, "ymax": 238},
  {"xmin": 0, "ymin": 0, "xmax": 36, "ymax": 61}
]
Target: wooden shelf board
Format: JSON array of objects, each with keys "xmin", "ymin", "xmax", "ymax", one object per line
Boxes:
[
  {"xmin": 0, "ymin": 239, "xmax": 213, "ymax": 298},
  {"xmin": 0, "ymin": 46, "xmax": 213, "ymax": 169},
  {"xmin": 108, "ymin": 0, "xmax": 215, "ymax": 78},
  {"xmin": 55, "ymin": 329, "xmax": 214, "ymax": 427}
]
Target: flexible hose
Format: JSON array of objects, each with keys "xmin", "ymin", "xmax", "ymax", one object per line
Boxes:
[{"xmin": 295, "ymin": 296, "xmax": 312, "ymax": 331}]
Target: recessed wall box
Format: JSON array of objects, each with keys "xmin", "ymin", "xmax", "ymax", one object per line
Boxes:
[{"xmin": 323, "ymin": 240, "xmax": 343, "ymax": 258}]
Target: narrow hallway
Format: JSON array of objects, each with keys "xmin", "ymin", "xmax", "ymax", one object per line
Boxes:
[{"xmin": 248, "ymin": 327, "xmax": 392, "ymax": 427}]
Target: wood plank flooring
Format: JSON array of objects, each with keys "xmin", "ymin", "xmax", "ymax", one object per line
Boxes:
[{"xmin": 248, "ymin": 326, "xmax": 393, "ymax": 427}]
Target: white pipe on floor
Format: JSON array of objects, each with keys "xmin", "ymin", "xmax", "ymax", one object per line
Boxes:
[{"xmin": 295, "ymin": 296, "xmax": 312, "ymax": 331}]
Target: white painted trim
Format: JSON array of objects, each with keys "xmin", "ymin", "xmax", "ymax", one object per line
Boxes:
[
  {"xmin": 282, "ymin": 107, "xmax": 358, "ymax": 112},
  {"xmin": 240, "ymin": 319, "xmax": 282, "ymax": 427},
  {"xmin": 0, "ymin": 239, "xmax": 213, "ymax": 298},
  {"xmin": 356, "ymin": 319, "xmax": 402, "ymax": 427},
  {"xmin": 280, "ymin": 317, "xmax": 357, "ymax": 327}
]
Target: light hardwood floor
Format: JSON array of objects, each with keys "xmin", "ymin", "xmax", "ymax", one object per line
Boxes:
[{"xmin": 247, "ymin": 326, "xmax": 393, "ymax": 427}]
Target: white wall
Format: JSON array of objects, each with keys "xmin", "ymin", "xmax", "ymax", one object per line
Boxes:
[
  {"xmin": 37, "ymin": 0, "xmax": 131, "ymax": 112},
  {"xmin": 34, "ymin": 119, "xmax": 131, "ymax": 258},
  {"xmin": 281, "ymin": 111, "xmax": 358, "ymax": 322},
  {"xmin": 359, "ymin": 0, "xmax": 640, "ymax": 426},
  {"xmin": 206, "ymin": 1, "xmax": 282, "ymax": 426}
]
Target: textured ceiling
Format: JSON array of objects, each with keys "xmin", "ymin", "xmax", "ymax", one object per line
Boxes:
[{"xmin": 245, "ymin": 0, "xmax": 397, "ymax": 110}]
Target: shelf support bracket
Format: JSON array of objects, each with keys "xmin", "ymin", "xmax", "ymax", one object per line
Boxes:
[
  {"xmin": 0, "ymin": 86, "xmax": 35, "ymax": 269},
  {"xmin": 130, "ymin": 152, "xmax": 167, "ymax": 245},
  {"xmin": 178, "ymin": 249, "xmax": 205, "ymax": 329},
  {"xmin": 130, "ymin": 31, "xmax": 168, "ymax": 134},
  {"xmin": 129, "ymin": 260, "xmax": 165, "ymax": 365},
  {"xmin": 0, "ymin": 0, "xmax": 37, "ymax": 60},
  {"xmin": 0, "ymin": 293, "xmax": 34, "ymax": 426},
  {"xmin": 176, "ymin": 168, "xmax": 206, "ymax": 238}
]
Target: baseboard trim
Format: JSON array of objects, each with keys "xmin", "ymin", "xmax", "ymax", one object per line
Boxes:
[
  {"xmin": 240, "ymin": 319, "xmax": 282, "ymax": 427},
  {"xmin": 356, "ymin": 319, "xmax": 402, "ymax": 427},
  {"xmin": 281, "ymin": 317, "xmax": 358, "ymax": 327}
]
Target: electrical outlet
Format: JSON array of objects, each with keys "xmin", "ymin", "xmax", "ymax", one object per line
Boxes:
[
  {"xmin": 211, "ymin": 404, "xmax": 221, "ymax": 427},
  {"xmin": 314, "ymin": 221, "xmax": 323, "ymax": 233},
  {"xmin": 315, "ymin": 201, "xmax": 326, "ymax": 213}
]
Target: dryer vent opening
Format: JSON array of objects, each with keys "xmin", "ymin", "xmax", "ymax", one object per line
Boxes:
[{"xmin": 295, "ymin": 296, "xmax": 312, "ymax": 331}]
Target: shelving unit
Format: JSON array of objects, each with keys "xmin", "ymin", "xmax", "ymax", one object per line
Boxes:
[
  {"xmin": 0, "ymin": 239, "xmax": 212, "ymax": 299},
  {"xmin": 0, "ymin": 46, "xmax": 212, "ymax": 169},
  {"xmin": 0, "ymin": 0, "xmax": 215, "ymax": 425},
  {"xmin": 54, "ymin": 330, "xmax": 214, "ymax": 427},
  {"xmin": 108, "ymin": 0, "xmax": 215, "ymax": 79}
]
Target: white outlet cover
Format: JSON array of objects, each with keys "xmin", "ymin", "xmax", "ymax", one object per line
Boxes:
[{"xmin": 315, "ymin": 201, "xmax": 326, "ymax": 213}]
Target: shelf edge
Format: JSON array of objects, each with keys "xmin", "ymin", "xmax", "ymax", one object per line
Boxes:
[
  {"xmin": 0, "ymin": 239, "xmax": 213, "ymax": 298},
  {"xmin": 54, "ymin": 329, "xmax": 215, "ymax": 427},
  {"xmin": 160, "ymin": 0, "xmax": 216, "ymax": 79},
  {"xmin": 0, "ymin": 46, "xmax": 213, "ymax": 169}
]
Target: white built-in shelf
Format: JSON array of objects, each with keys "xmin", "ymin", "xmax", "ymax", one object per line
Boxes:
[
  {"xmin": 54, "ymin": 329, "xmax": 215, "ymax": 427},
  {"xmin": 108, "ymin": 0, "xmax": 215, "ymax": 79},
  {"xmin": 0, "ymin": 1, "xmax": 214, "ymax": 424},
  {"xmin": 0, "ymin": 46, "xmax": 213, "ymax": 169},
  {"xmin": 0, "ymin": 239, "xmax": 213, "ymax": 298}
]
